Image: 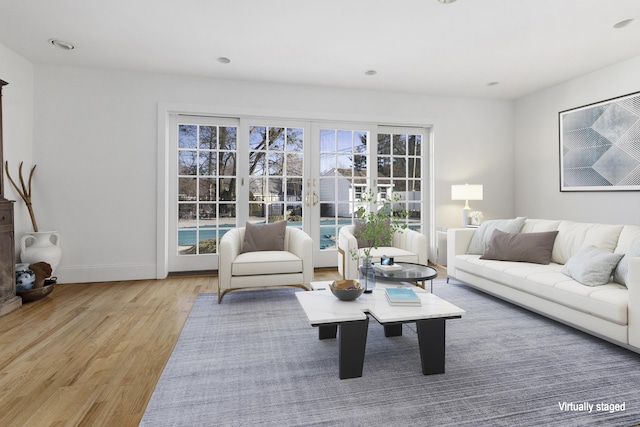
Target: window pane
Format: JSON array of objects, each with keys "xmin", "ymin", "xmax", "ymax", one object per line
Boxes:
[
  {"xmin": 320, "ymin": 153, "xmax": 335, "ymax": 175},
  {"xmin": 219, "ymin": 151, "xmax": 236, "ymax": 176},
  {"xmin": 179, "ymin": 178, "xmax": 197, "ymax": 201},
  {"xmin": 287, "ymin": 178, "xmax": 303, "ymax": 202},
  {"xmin": 336, "ymin": 154, "xmax": 352, "ymax": 169},
  {"xmin": 378, "ymin": 156, "xmax": 391, "ymax": 178},
  {"xmin": 320, "ymin": 130, "xmax": 335, "ymax": 152},
  {"xmin": 337, "ymin": 130, "xmax": 352, "ymax": 153},
  {"xmin": 221, "ymin": 127, "xmax": 237, "ymax": 150},
  {"xmin": 199, "ymin": 178, "xmax": 216, "ymax": 201},
  {"xmin": 286, "ymin": 128, "xmax": 304, "ymax": 152},
  {"xmin": 394, "ymin": 158, "xmax": 407, "ymax": 178},
  {"xmin": 269, "ymin": 127, "xmax": 285, "ymax": 150},
  {"xmin": 408, "ymin": 134, "xmax": 421, "ymax": 156},
  {"xmin": 199, "ymin": 126, "xmax": 217, "ymax": 149},
  {"xmin": 378, "ymin": 134, "xmax": 391, "ymax": 155},
  {"xmin": 179, "ymin": 151, "xmax": 197, "ymax": 175},
  {"xmin": 393, "ymin": 134, "xmax": 407, "ymax": 155},
  {"xmin": 178, "ymin": 125, "xmax": 197, "ymax": 149},
  {"xmin": 199, "ymin": 151, "xmax": 217, "ymax": 176},
  {"xmin": 286, "ymin": 153, "xmax": 303, "ymax": 176},
  {"xmin": 269, "ymin": 152, "xmax": 284, "ymax": 175},
  {"xmin": 219, "ymin": 177, "xmax": 235, "ymax": 201},
  {"xmin": 249, "ymin": 126, "xmax": 266, "ymax": 150}
]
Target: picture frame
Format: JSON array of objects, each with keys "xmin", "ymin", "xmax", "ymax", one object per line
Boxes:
[{"xmin": 559, "ymin": 91, "xmax": 640, "ymax": 192}]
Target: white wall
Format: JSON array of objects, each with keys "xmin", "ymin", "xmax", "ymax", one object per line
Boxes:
[
  {"xmin": 28, "ymin": 64, "xmax": 514, "ymax": 282},
  {"xmin": 0, "ymin": 44, "xmax": 34, "ymax": 240},
  {"xmin": 514, "ymin": 55, "xmax": 640, "ymax": 226}
]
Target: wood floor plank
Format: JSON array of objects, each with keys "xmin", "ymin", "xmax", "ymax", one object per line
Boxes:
[{"xmin": 0, "ymin": 266, "xmax": 444, "ymax": 426}]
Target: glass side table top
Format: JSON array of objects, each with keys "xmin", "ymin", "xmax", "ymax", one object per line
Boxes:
[{"xmin": 373, "ymin": 262, "xmax": 438, "ymax": 282}]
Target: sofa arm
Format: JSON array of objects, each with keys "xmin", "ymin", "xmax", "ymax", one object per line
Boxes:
[
  {"xmin": 338, "ymin": 225, "xmax": 358, "ymax": 280},
  {"xmin": 219, "ymin": 228, "xmax": 242, "ymax": 292},
  {"xmin": 446, "ymin": 228, "xmax": 476, "ymax": 278},
  {"xmin": 628, "ymin": 257, "xmax": 640, "ymax": 348},
  {"xmin": 285, "ymin": 227, "xmax": 313, "ymax": 286},
  {"xmin": 393, "ymin": 227, "xmax": 428, "ymax": 265}
]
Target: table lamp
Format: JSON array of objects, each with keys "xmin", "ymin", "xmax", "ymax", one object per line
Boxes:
[{"xmin": 451, "ymin": 184, "xmax": 483, "ymax": 227}]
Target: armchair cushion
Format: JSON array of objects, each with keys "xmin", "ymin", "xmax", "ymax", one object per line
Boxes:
[
  {"xmin": 232, "ymin": 251, "xmax": 303, "ymax": 276},
  {"xmin": 241, "ymin": 220, "xmax": 286, "ymax": 253}
]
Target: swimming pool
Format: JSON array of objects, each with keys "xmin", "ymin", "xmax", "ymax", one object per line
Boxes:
[{"xmin": 178, "ymin": 219, "xmax": 353, "ymax": 250}]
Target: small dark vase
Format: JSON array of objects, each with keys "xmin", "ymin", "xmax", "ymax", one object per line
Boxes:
[{"xmin": 359, "ymin": 257, "xmax": 376, "ymax": 293}]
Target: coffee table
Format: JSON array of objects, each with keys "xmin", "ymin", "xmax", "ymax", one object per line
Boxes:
[
  {"xmin": 374, "ymin": 262, "xmax": 438, "ymax": 292},
  {"xmin": 296, "ymin": 281, "xmax": 464, "ymax": 379}
]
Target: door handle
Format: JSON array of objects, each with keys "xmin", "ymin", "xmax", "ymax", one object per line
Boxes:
[{"xmin": 313, "ymin": 191, "xmax": 319, "ymax": 206}]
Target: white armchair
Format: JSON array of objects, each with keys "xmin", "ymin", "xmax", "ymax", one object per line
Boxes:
[
  {"xmin": 218, "ymin": 226, "xmax": 313, "ymax": 303},
  {"xmin": 337, "ymin": 225, "xmax": 428, "ymax": 280}
]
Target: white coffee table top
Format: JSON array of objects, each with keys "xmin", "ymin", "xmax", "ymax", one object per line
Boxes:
[{"xmin": 296, "ymin": 281, "xmax": 465, "ymax": 325}]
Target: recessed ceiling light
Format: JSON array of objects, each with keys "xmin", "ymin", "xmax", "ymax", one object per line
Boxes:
[
  {"xmin": 48, "ymin": 39, "xmax": 75, "ymax": 50},
  {"xmin": 364, "ymin": 70, "xmax": 377, "ymax": 76},
  {"xmin": 217, "ymin": 57, "xmax": 231, "ymax": 64},
  {"xmin": 613, "ymin": 18, "xmax": 636, "ymax": 29},
  {"xmin": 487, "ymin": 81, "xmax": 500, "ymax": 86},
  {"xmin": 437, "ymin": 0, "xmax": 458, "ymax": 3}
]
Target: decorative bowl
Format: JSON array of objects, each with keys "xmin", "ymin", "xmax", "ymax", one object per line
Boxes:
[
  {"xmin": 329, "ymin": 279, "xmax": 365, "ymax": 301},
  {"xmin": 17, "ymin": 278, "xmax": 56, "ymax": 303}
]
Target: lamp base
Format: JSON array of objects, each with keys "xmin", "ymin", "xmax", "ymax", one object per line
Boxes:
[{"xmin": 461, "ymin": 207, "xmax": 471, "ymax": 227}]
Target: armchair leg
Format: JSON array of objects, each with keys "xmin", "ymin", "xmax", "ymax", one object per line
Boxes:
[{"xmin": 338, "ymin": 247, "xmax": 346, "ymax": 280}]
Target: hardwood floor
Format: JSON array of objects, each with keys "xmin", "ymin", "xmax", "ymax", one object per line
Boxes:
[{"xmin": 0, "ymin": 266, "xmax": 445, "ymax": 427}]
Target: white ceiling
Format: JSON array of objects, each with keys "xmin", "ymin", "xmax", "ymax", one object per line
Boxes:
[{"xmin": 1, "ymin": 0, "xmax": 639, "ymax": 100}]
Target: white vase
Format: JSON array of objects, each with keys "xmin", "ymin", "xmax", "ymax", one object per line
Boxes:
[{"xmin": 20, "ymin": 231, "xmax": 62, "ymax": 275}]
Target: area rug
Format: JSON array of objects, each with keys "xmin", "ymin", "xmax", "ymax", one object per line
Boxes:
[{"xmin": 140, "ymin": 281, "xmax": 640, "ymax": 427}]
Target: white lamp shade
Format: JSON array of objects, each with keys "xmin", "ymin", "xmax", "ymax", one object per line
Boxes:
[{"xmin": 451, "ymin": 184, "xmax": 483, "ymax": 201}]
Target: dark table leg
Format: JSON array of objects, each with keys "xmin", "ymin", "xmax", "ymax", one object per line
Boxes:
[
  {"xmin": 416, "ymin": 318, "xmax": 446, "ymax": 375},
  {"xmin": 319, "ymin": 324, "xmax": 337, "ymax": 340},
  {"xmin": 384, "ymin": 323, "xmax": 403, "ymax": 337},
  {"xmin": 338, "ymin": 318, "xmax": 369, "ymax": 379}
]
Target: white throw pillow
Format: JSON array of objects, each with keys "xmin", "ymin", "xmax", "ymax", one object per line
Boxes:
[
  {"xmin": 613, "ymin": 242, "xmax": 640, "ymax": 287},
  {"xmin": 562, "ymin": 245, "xmax": 624, "ymax": 287},
  {"xmin": 466, "ymin": 217, "xmax": 527, "ymax": 255}
]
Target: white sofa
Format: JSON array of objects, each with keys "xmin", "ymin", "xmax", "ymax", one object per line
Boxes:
[
  {"xmin": 218, "ymin": 226, "xmax": 313, "ymax": 303},
  {"xmin": 447, "ymin": 218, "xmax": 640, "ymax": 352},
  {"xmin": 338, "ymin": 225, "xmax": 428, "ymax": 280}
]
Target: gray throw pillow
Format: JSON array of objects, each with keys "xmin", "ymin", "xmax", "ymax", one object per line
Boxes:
[
  {"xmin": 467, "ymin": 217, "xmax": 527, "ymax": 255},
  {"xmin": 354, "ymin": 218, "xmax": 391, "ymax": 248},
  {"xmin": 614, "ymin": 242, "xmax": 640, "ymax": 287},
  {"xmin": 480, "ymin": 229, "xmax": 559, "ymax": 264},
  {"xmin": 242, "ymin": 220, "xmax": 287, "ymax": 253},
  {"xmin": 562, "ymin": 245, "xmax": 624, "ymax": 287}
]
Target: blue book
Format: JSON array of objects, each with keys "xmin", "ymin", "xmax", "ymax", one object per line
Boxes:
[{"xmin": 385, "ymin": 287, "xmax": 421, "ymax": 306}]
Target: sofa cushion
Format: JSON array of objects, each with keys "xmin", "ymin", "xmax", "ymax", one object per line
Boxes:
[
  {"xmin": 242, "ymin": 220, "xmax": 286, "ymax": 253},
  {"xmin": 480, "ymin": 229, "xmax": 559, "ymax": 264},
  {"xmin": 551, "ymin": 221, "xmax": 624, "ymax": 264},
  {"xmin": 562, "ymin": 245, "xmax": 624, "ymax": 287},
  {"xmin": 521, "ymin": 219, "xmax": 562, "ymax": 233},
  {"xmin": 614, "ymin": 225, "xmax": 640, "ymax": 253},
  {"xmin": 614, "ymin": 242, "xmax": 640, "ymax": 287},
  {"xmin": 454, "ymin": 253, "xmax": 628, "ymax": 325},
  {"xmin": 232, "ymin": 250, "xmax": 302, "ymax": 276},
  {"xmin": 467, "ymin": 217, "xmax": 527, "ymax": 255}
]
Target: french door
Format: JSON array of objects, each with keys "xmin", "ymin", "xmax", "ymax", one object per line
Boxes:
[{"xmin": 167, "ymin": 114, "xmax": 429, "ymax": 272}]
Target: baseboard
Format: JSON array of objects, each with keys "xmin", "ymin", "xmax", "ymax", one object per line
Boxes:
[{"xmin": 55, "ymin": 263, "xmax": 157, "ymax": 284}]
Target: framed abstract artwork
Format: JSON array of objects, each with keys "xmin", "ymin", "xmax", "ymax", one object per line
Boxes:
[{"xmin": 559, "ymin": 91, "xmax": 640, "ymax": 191}]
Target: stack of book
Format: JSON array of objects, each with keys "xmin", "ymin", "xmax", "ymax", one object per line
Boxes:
[
  {"xmin": 385, "ymin": 287, "xmax": 421, "ymax": 306},
  {"xmin": 374, "ymin": 263, "xmax": 403, "ymax": 272}
]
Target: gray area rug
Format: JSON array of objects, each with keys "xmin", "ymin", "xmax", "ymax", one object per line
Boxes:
[{"xmin": 141, "ymin": 281, "xmax": 640, "ymax": 426}]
